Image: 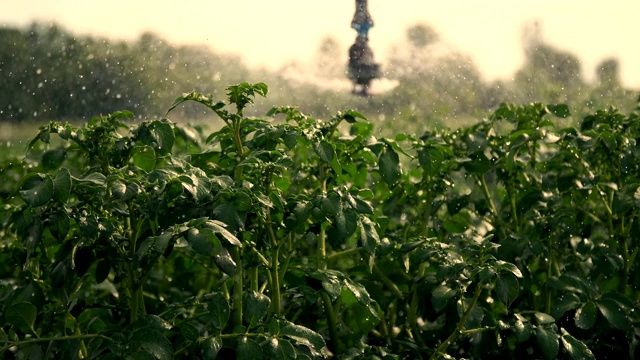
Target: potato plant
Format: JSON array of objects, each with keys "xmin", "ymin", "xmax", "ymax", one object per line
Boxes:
[{"xmin": 1, "ymin": 83, "xmax": 638, "ymax": 359}]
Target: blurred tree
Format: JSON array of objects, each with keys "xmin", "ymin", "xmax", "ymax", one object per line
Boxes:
[
  {"xmin": 596, "ymin": 58, "xmax": 620, "ymax": 87},
  {"xmin": 315, "ymin": 36, "xmax": 344, "ymax": 79},
  {"xmin": 407, "ymin": 23, "xmax": 439, "ymax": 49},
  {"xmin": 587, "ymin": 58, "xmax": 634, "ymax": 111},
  {"xmin": 514, "ymin": 22, "xmax": 583, "ymax": 104},
  {"xmin": 384, "ymin": 23, "xmax": 485, "ymax": 131}
]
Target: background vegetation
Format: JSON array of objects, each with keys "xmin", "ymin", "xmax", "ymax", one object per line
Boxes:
[
  {"xmin": 1, "ymin": 20, "xmax": 639, "ymax": 360},
  {"xmin": 1, "ymin": 22, "xmax": 638, "ymax": 135}
]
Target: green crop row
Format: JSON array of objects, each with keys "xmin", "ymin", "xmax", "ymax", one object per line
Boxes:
[{"xmin": 1, "ymin": 83, "xmax": 638, "ymax": 359}]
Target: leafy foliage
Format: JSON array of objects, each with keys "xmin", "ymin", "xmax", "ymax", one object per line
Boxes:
[{"xmin": 1, "ymin": 83, "xmax": 639, "ymax": 359}]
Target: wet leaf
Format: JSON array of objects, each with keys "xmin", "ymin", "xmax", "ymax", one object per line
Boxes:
[
  {"xmin": 536, "ymin": 325, "xmax": 559, "ymax": 359},
  {"xmin": 597, "ymin": 298, "xmax": 629, "ymax": 330},
  {"xmin": 432, "ymin": 285, "xmax": 457, "ymax": 312},
  {"xmin": 207, "ymin": 292, "xmax": 230, "ymax": 330},
  {"xmin": 574, "ymin": 301, "xmax": 597, "ymax": 330},
  {"xmin": 243, "ymin": 291, "xmax": 270, "ymax": 329},
  {"xmin": 314, "ymin": 140, "xmax": 335, "ymax": 163},
  {"xmin": 237, "ymin": 337, "xmax": 262, "ymax": 360},
  {"xmin": 19, "ymin": 173, "xmax": 53, "ymax": 207},
  {"xmin": 52, "ymin": 168, "xmax": 72, "ymax": 203},
  {"xmin": 496, "ymin": 272, "xmax": 519, "ymax": 308},
  {"xmin": 6, "ymin": 302, "xmax": 37, "ymax": 334},
  {"xmin": 132, "ymin": 145, "xmax": 156, "ymax": 172},
  {"xmin": 201, "ymin": 336, "xmax": 223, "ymax": 360},
  {"xmin": 378, "ymin": 145, "xmax": 401, "ymax": 185},
  {"xmin": 561, "ymin": 331, "xmax": 595, "ymax": 360}
]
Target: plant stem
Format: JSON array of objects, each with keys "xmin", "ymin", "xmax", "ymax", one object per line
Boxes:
[
  {"xmin": 1, "ymin": 334, "xmax": 112, "ymax": 352},
  {"xmin": 318, "ymin": 223, "xmax": 327, "ymax": 271},
  {"xmin": 429, "ymin": 283, "xmax": 483, "ymax": 360},
  {"xmin": 320, "ymin": 291, "xmax": 339, "ymax": 354},
  {"xmin": 231, "ymin": 246, "xmax": 244, "ymax": 328},
  {"xmin": 373, "ymin": 264, "xmax": 404, "ymax": 300},
  {"xmin": 327, "ymin": 247, "xmax": 364, "ymax": 262}
]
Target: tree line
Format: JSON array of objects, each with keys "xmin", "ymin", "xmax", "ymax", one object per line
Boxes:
[{"xmin": 0, "ymin": 22, "xmax": 637, "ymax": 133}]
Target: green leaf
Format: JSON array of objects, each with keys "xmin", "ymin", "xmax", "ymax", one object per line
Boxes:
[
  {"xmin": 314, "ymin": 140, "xmax": 334, "ymax": 163},
  {"xmin": 551, "ymin": 293, "xmax": 582, "ymax": 319},
  {"xmin": 341, "ymin": 278, "xmax": 381, "ymax": 333},
  {"xmin": 561, "ymin": 331, "xmax": 595, "ymax": 360},
  {"xmin": 111, "ymin": 180, "xmax": 140, "ymax": 202},
  {"xmin": 497, "ymin": 260, "xmax": 524, "ymax": 278},
  {"xmin": 536, "ymin": 325, "xmax": 559, "ymax": 359},
  {"xmin": 132, "ymin": 330, "xmax": 173, "ymax": 360},
  {"xmin": 264, "ymin": 337, "xmax": 296, "ymax": 360},
  {"xmin": 166, "ymin": 91, "xmax": 225, "ymax": 116},
  {"xmin": 320, "ymin": 193, "xmax": 341, "ymax": 218},
  {"xmin": 418, "ymin": 146, "xmax": 443, "ymax": 177},
  {"xmin": 280, "ymin": 320, "xmax": 326, "ymax": 355},
  {"xmin": 207, "ymin": 292, "xmax": 230, "ymax": 330},
  {"xmin": 75, "ymin": 172, "xmax": 106, "ymax": 186},
  {"xmin": 6, "ymin": 302, "xmax": 37, "ymax": 334},
  {"xmin": 201, "ymin": 336, "xmax": 223, "ymax": 360},
  {"xmin": 203, "ymin": 220, "xmax": 242, "ymax": 247},
  {"xmin": 214, "ymin": 246, "xmax": 237, "ymax": 276},
  {"xmin": 534, "ymin": 312, "xmax": 556, "ymax": 325},
  {"xmin": 359, "ymin": 216, "xmax": 380, "ymax": 255},
  {"xmin": 177, "ymin": 322, "xmax": 199, "ymax": 341},
  {"xmin": 432, "ymin": 285, "xmax": 457, "ymax": 312},
  {"xmin": 496, "ymin": 272, "xmax": 519, "ymax": 308},
  {"xmin": 19, "ymin": 173, "xmax": 53, "ymax": 207},
  {"xmin": 186, "ymin": 228, "xmax": 222, "ymax": 257},
  {"xmin": 132, "ymin": 145, "xmax": 156, "ymax": 172},
  {"xmin": 308, "ymin": 269, "xmax": 342, "ymax": 300},
  {"xmin": 111, "ymin": 110, "xmax": 135, "ymax": 120},
  {"xmin": 52, "ymin": 168, "xmax": 72, "ymax": 203},
  {"xmin": 511, "ymin": 314, "xmax": 532, "ymax": 342},
  {"xmin": 547, "ymin": 104, "xmax": 571, "ymax": 118},
  {"xmin": 600, "ymin": 131, "xmax": 618, "ymax": 151},
  {"xmin": 462, "ymin": 151, "xmax": 493, "ymax": 174},
  {"xmin": 139, "ymin": 120, "xmax": 175, "ymax": 155},
  {"xmin": 237, "ymin": 337, "xmax": 262, "ymax": 360},
  {"xmin": 378, "ymin": 145, "xmax": 401, "ymax": 185},
  {"xmin": 574, "ymin": 301, "xmax": 597, "ymax": 330},
  {"xmin": 243, "ymin": 291, "xmax": 270, "ymax": 329},
  {"xmin": 42, "ymin": 147, "xmax": 66, "ymax": 171},
  {"xmin": 597, "ymin": 298, "xmax": 629, "ymax": 330}
]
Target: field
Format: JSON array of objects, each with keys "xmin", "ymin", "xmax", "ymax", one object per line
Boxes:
[{"xmin": 1, "ymin": 83, "xmax": 639, "ymax": 359}]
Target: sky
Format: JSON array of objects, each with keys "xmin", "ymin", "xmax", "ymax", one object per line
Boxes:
[{"xmin": 2, "ymin": 0, "xmax": 639, "ymax": 88}]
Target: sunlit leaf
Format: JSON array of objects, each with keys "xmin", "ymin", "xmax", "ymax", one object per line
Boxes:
[
  {"xmin": 132, "ymin": 145, "xmax": 156, "ymax": 172},
  {"xmin": 237, "ymin": 337, "xmax": 263, "ymax": 360},
  {"xmin": 201, "ymin": 336, "xmax": 223, "ymax": 360},
  {"xmin": 561, "ymin": 330, "xmax": 595, "ymax": 360},
  {"xmin": 574, "ymin": 301, "xmax": 597, "ymax": 330},
  {"xmin": 280, "ymin": 320, "xmax": 326, "ymax": 355}
]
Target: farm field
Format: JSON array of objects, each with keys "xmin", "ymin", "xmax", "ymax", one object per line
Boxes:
[{"xmin": 1, "ymin": 83, "xmax": 639, "ymax": 359}]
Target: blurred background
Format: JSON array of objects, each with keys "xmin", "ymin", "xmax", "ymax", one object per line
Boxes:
[{"xmin": 1, "ymin": 0, "xmax": 639, "ymax": 137}]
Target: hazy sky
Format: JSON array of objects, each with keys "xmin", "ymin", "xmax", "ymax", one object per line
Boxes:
[{"xmin": 2, "ymin": 0, "xmax": 639, "ymax": 88}]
